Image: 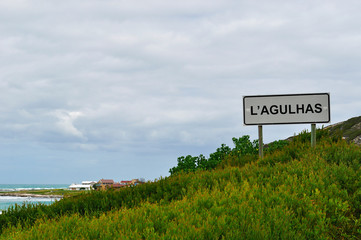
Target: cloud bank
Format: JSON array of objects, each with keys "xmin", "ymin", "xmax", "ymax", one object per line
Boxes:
[{"xmin": 0, "ymin": 0, "xmax": 360, "ymax": 183}]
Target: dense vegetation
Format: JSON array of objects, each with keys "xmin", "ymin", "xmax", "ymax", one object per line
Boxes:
[
  {"xmin": 1, "ymin": 128, "xmax": 361, "ymax": 239},
  {"xmin": 169, "ymin": 135, "xmax": 259, "ymax": 175}
]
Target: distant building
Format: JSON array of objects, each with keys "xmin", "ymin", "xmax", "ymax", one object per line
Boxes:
[
  {"xmin": 68, "ymin": 181, "xmax": 97, "ymax": 191},
  {"xmin": 121, "ymin": 179, "xmax": 146, "ymax": 186},
  {"xmin": 96, "ymin": 179, "xmax": 115, "ymax": 190},
  {"xmin": 131, "ymin": 179, "xmax": 146, "ymax": 185},
  {"xmin": 82, "ymin": 181, "xmax": 97, "ymax": 185},
  {"xmin": 98, "ymin": 179, "xmax": 114, "ymax": 185},
  {"xmin": 121, "ymin": 180, "xmax": 132, "ymax": 185},
  {"xmin": 93, "ymin": 178, "xmax": 146, "ymax": 190},
  {"xmin": 112, "ymin": 182, "xmax": 123, "ymax": 189}
]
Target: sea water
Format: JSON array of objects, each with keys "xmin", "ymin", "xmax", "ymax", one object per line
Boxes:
[{"xmin": 0, "ymin": 184, "xmax": 68, "ymax": 213}]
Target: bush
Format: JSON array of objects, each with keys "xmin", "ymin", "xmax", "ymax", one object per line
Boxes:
[{"xmin": 169, "ymin": 135, "xmax": 257, "ymax": 175}]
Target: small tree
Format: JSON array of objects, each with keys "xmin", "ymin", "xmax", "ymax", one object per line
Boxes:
[{"xmin": 169, "ymin": 135, "xmax": 258, "ymax": 176}]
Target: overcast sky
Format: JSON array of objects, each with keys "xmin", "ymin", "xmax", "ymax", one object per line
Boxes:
[{"xmin": 1, "ymin": 0, "xmax": 360, "ymax": 184}]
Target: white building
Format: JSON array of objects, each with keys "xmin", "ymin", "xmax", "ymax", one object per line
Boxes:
[{"xmin": 68, "ymin": 181, "xmax": 97, "ymax": 190}]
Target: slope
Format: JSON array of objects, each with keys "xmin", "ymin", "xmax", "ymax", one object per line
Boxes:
[
  {"xmin": 0, "ymin": 129, "xmax": 361, "ymax": 239},
  {"xmin": 326, "ymin": 116, "xmax": 361, "ymax": 145}
]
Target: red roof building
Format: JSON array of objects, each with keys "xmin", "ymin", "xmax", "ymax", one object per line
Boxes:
[
  {"xmin": 112, "ymin": 182, "xmax": 122, "ymax": 188},
  {"xmin": 99, "ymin": 179, "xmax": 114, "ymax": 185}
]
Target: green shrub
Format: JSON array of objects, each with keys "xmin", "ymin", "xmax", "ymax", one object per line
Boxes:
[
  {"xmin": 169, "ymin": 135, "xmax": 257, "ymax": 175},
  {"xmin": 1, "ymin": 132, "xmax": 361, "ymax": 239}
]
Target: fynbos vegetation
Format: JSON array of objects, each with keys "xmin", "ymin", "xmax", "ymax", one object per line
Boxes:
[{"xmin": 0, "ymin": 126, "xmax": 361, "ymax": 239}]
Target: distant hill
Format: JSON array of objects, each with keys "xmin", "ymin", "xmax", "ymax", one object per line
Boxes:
[{"xmin": 325, "ymin": 116, "xmax": 361, "ymax": 145}]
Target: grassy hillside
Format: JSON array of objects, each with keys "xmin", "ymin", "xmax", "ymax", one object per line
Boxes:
[
  {"xmin": 0, "ymin": 129, "xmax": 361, "ymax": 239},
  {"xmin": 327, "ymin": 116, "xmax": 361, "ymax": 144}
]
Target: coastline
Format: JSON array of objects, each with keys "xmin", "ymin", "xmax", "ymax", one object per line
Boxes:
[{"xmin": 0, "ymin": 193, "xmax": 63, "ymax": 199}]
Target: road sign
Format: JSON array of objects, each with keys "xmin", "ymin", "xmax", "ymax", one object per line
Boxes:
[{"xmin": 243, "ymin": 93, "xmax": 330, "ymax": 125}]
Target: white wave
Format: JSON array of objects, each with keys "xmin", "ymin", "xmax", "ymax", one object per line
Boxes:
[{"xmin": 0, "ymin": 196, "xmax": 30, "ymax": 201}]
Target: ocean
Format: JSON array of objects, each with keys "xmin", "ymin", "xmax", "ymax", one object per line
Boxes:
[{"xmin": 0, "ymin": 184, "xmax": 68, "ymax": 213}]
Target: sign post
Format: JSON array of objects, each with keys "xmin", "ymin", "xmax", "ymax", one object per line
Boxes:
[
  {"xmin": 311, "ymin": 123, "xmax": 316, "ymax": 147},
  {"xmin": 258, "ymin": 125, "xmax": 263, "ymax": 158},
  {"xmin": 243, "ymin": 93, "xmax": 330, "ymax": 156}
]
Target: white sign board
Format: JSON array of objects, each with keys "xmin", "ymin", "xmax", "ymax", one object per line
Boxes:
[{"xmin": 243, "ymin": 93, "xmax": 330, "ymax": 125}]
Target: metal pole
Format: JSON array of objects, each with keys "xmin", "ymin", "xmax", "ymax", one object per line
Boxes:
[
  {"xmin": 311, "ymin": 123, "xmax": 316, "ymax": 147},
  {"xmin": 258, "ymin": 125, "xmax": 263, "ymax": 158}
]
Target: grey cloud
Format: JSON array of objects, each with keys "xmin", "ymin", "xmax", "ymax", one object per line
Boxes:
[{"xmin": 0, "ymin": 0, "xmax": 360, "ymax": 182}]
